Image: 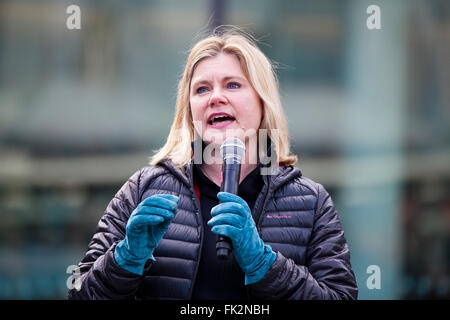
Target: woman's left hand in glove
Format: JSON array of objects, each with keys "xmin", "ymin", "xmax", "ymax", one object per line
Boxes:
[{"xmin": 208, "ymin": 192, "xmax": 277, "ymax": 285}]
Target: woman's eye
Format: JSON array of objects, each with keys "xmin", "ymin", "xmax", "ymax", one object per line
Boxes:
[
  {"xmin": 196, "ymin": 87, "xmax": 208, "ymax": 94},
  {"xmin": 228, "ymin": 82, "xmax": 240, "ymax": 89}
]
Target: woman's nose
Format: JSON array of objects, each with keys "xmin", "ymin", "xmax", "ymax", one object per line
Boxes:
[{"xmin": 208, "ymin": 88, "xmax": 228, "ymax": 107}]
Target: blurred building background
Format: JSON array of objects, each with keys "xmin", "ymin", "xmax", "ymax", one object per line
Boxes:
[{"xmin": 0, "ymin": 0, "xmax": 449, "ymax": 299}]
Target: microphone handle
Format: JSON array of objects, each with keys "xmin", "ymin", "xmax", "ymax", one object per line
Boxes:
[{"xmin": 216, "ymin": 162, "xmax": 240, "ymax": 260}]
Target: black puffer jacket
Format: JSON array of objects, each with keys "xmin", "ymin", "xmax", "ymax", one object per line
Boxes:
[{"xmin": 68, "ymin": 158, "xmax": 358, "ymax": 300}]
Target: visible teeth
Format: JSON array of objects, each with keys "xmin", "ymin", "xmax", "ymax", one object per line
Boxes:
[
  {"xmin": 209, "ymin": 115, "xmax": 234, "ymax": 125},
  {"xmin": 214, "ymin": 115, "xmax": 229, "ymax": 120}
]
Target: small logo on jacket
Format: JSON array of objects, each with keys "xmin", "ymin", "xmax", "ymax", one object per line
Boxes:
[{"xmin": 266, "ymin": 215, "xmax": 292, "ymax": 219}]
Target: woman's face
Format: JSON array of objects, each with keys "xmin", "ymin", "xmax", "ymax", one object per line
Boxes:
[{"xmin": 189, "ymin": 52, "xmax": 263, "ymax": 148}]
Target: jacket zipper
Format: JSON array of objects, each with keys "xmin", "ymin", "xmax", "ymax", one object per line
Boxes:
[
  {"xmin": 254, "ymin": 172, "xmax": 272, "ymax": 228},
  {"xmin": 187, "ymin": 161, "xmax": 204, "ymax": 299},
  {"xmin": 245, "ymin": 171, "xmax": 272, "ymax": 299}
]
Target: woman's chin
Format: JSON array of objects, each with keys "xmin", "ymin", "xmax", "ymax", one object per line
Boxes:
[{"xmin": 203, "ymin": 127, "xmax": 248, "ymax": 146}]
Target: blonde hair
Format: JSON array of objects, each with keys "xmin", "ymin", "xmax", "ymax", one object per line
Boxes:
[{"xmin": 149, "ymin": 26, "xmax": 297, "ymax": 168}]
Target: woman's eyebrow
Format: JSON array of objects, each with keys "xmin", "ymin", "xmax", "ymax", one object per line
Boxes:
[
  {"xmin": 191, "ymin": 79, "xmax": 209, "ymax": 88},
  {"xmin": 191, "ymin": 75, "xmax": 246, "ymax": 88},
  {"xmin": 222, "ymin": 75, "xmax": 246, "ymax": 83}
]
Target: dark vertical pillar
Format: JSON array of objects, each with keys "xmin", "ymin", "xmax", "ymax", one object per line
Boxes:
[{"xmin": 210, "ymin": 0, "xmax": 227, "ymax": 30}]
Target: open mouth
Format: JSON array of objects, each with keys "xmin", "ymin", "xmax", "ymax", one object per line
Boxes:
[{"xmin": 207, "ymin": 113, "xmax": 236, "ymax": 128}]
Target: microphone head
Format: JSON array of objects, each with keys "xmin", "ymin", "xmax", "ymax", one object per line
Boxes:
[{"xmin": 220, "ymin": 137, "xmax": 246, "ymax": 164}]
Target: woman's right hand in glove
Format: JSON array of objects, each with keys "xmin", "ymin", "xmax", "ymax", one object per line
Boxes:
[{"xmin": 114, "ymin": 194, "xmax": 179, "ymax": 275}]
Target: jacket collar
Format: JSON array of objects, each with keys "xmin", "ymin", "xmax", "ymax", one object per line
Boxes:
[
  {"xmin": 159, "ymin": 138, "xmax": 302, "ymax": 191},
  {"xmin": 189, "ymin": 137, "xmax": 276, "ymax": 167}
]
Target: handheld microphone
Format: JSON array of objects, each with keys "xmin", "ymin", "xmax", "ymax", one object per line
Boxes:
[{"xmin": 216, "ymin": 137, "xmax": 246, "ymax": 260}]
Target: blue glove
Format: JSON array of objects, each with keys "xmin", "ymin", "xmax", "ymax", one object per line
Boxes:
[
  {"xmin": 114, "ymin": 194, "xmax": 179, "ymax": 275},
  {"xmin": 208, "ymin": 192, "xmax": 276, "ymax": 285}
]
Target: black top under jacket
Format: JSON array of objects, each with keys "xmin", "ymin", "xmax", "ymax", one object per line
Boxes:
[{"xmin": 191, "ymin": 163, "xmax": 264, "ymax": 300}]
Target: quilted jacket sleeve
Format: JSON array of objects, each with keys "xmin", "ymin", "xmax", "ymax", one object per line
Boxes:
[
  {"xmin": 68, "ymin": 169, "xmax": 152, "ymax": 300},
  {"xmin": 249, "ymin": 183, "xmax": 358, "ymax": 300}
]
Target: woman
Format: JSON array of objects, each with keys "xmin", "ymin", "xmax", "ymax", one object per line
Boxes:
[{"xmin": 68, "ymin": 28, "xmax": 358, "ymax": 300}]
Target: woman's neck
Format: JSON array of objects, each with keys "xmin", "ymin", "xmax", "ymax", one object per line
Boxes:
[
  {"xmin": 201, "ymin": 162, "xmax": 257, "ymax": 187},
  {"xmin": 199, "ymin": 140, "xmax": 259, "ymax": 187}
]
